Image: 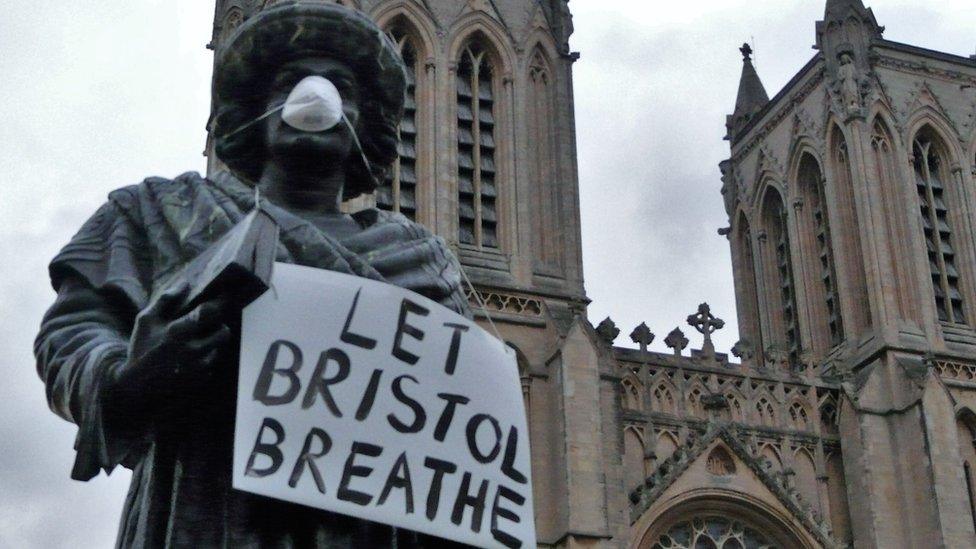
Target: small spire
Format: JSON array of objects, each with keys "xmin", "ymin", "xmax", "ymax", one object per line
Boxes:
[
  {"xmin": 818, "ymin": 0, "xmax": 883, "ymax": 45},
  {"xmin": 824, "ymin": 0, "xmax": 868, "ymax": 19},
  {"xmin": 728, "ymin": 43, "xmax": 769, "ymax": 139}
]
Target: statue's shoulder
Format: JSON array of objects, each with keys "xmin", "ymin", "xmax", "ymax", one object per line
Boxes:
[
  {"xmin": 354, "ymin": 207, "xmax": 432, "ymax": 236},
  {"xmin": 107, "ymin": 171, "xmax": 209, "ymax": 203},
  {"xmin": 102, "ymin": 171, "xmax": 212, "ymax": 220}
]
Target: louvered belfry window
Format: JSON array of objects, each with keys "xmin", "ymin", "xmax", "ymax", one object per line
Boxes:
[
  {"xmin": 914, "ymin": 135, "xmax": 966, "ymax": 324},
  {"xmin": 456, "ymin": 43, "xmax": 498, "ymax": 249},
  {"xmin": 806, "ymin": 164, "xmax": 844, "ymax": 347},
  {"xmin": 770, "ymin": 196, "xmax": 801, "ymax": 362},
  {"xmin": 377, "ymin": 26, "xmax": 418, "ymax": 220}
]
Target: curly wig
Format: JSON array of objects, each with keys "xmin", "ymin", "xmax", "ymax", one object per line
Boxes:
[{"xmin": 211, "ymin": 1, "xmax": 407, "ymax": 199}]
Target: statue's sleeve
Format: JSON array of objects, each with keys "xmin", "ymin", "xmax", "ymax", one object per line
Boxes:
[
  {"xmin": 34, "ymin": 277, "xmax": 144, "ymax": 481},
  {"xmin": 36, "ymin": 198, "xmax": 152, "ymax": 481}
]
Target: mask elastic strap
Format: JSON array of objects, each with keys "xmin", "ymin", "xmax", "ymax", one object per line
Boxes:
[
  {"xmin": 341, "ymin": 112, "xmax": 382, "ymax": 189},
  {"xmin": 218, "ymin": 103, "xmax": 285, "ymax": 141},
  {"xmin": 221, "ymin": 107, "xmax": 382, "ymax": 189}
]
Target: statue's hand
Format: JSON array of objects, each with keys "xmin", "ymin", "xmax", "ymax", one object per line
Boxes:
[{"xmin": 108, "ymin": 284, "xmax": 235, "ymax": 412}]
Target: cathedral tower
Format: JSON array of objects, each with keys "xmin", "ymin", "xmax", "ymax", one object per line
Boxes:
[{"xmin": 724, "ymin": 1, "xmax": 976, "ymax": 546}]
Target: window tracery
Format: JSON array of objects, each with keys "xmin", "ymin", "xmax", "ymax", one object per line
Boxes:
[
  {"xmin": 653, "ymin": 517, "xmax": 775, "ymax": 549},
  {"xmin": 654, "ymin": 384, "xmax": 676, "ymax": 414},
  {"xmin": 456, "ymin": 41, "xmax": 499, "ymax": 249},
  {"xmin": 789, "ymin": 402, "xmax": 810, "ymax": 431},
  {"xmin": 726, "ymin": 394, "xmax": 744, "ymax": 422},
  {"xmin": 819, "ymin": 399, "xmax": 838, "ymax": 434},
  {"xmin": 688, "ymin": 387, "xmax": 705, "ymax": 417},
  {"xmin": 378, "ymin": 22, "xmax": 420, "ymax": 220},
  {"xmin": 622, "ymin": 379, "xmax": 642, "ymax": 410},
  {"xmin": 756, "ymin": 397, "xmax": 776, "ymax": 427}
]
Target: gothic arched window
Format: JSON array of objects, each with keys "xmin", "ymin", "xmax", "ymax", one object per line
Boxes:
[
  {"xmin": 756, "ymin": 397, "xmax": 776, "ymax": 427},
  {"xmin": 735, "ymin": 214, "xmax": 764, "ymax": 359},
  {"xmin": 761, "ymin": 189, "xmax": 800, "ymax": 364},
  {"xmin": 622, "ymin": 379, "xmax": 642, "ymax": 411},
  {"xmin": 528, "ymin": 50, "xmax": 561, "ymax": 272},
  {"xmin": 456, "ymin": 42, "xmax": 499, "ymax": 249},
  {"xmin": 378, "ymin": 22, "xmax": 420, "ymax": 221},
  {"xmin": 957, "ymin": 412, "xmax": 976, "ymax": 531},
  {"xmin": 796, "ymin": 154, "xmax": 843, "ymax": 349},
  {"xmin": 726, "ymin": 393, "xmax": 744, "ymax": 422},
  {"xmin": 653, "ymin": 383, "xmax": 676, "ymax": 415},
  {"xmin": 831, "ymin": 128, "xmax": 872, "ymax": 333},
  {"xmin": 789, "ymin": 402, "xmax": 810, "ymax": 431},
  {"xmin": 687, "ymin": 387, "xmax": 704, "ymax": 417},
  {"xmin": 871, "ymin": 120, "xmax": 920, "ymax": 324},
  {"xmin": 914, "ymin": 130, "xmax": 967, "ymax": 325},
  {"xmin": 820, "ymin": 398, "xmax": 838, "ymax": 435},
  {"xmin": 654, "ymin": 517, "xmax": 775, "ymax": 549}
]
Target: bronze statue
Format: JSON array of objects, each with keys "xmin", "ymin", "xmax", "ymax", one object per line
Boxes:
[{"xmin": 34, "ymin": 3, "xmax": 469, "ymax": 546}]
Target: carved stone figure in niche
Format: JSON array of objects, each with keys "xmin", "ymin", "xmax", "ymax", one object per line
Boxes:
[
  {"xmin": 34, "ymin": 3, "xmax": 469, "ymax": 547},
  {"xmin": 705, "ymin": 447, "xmax": 736, "ymax": 476},
  {"xmin": 838, "ymin": 53, "xmax": 862, "ymax": 113}
]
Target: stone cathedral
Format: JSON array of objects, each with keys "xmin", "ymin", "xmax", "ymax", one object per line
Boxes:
[{"xmin": 208, "ymin": 1, "xmax": 976, "ymax": 547}]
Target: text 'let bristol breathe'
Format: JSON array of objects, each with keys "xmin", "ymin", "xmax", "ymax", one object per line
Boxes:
[{"xmin": 232, "ymin": 263, "xmax": 535, "ymax": 548}]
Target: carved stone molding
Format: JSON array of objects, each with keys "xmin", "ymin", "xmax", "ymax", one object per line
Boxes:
[
  {"xmin": 934, "ymin": 359, "xmax": 976, "ymax": 382},
  {"xmin": 465, "ymin": 289, "xmax": 544, "ymax": 317},
  {"xmin": 875, "ymin": 55, "xmax": 976, "ymax": 86}
]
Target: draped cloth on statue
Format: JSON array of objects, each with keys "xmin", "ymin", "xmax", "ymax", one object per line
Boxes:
[{"xmin": 34, "ymin": 171, "xmax": 471, "ymax": 548}]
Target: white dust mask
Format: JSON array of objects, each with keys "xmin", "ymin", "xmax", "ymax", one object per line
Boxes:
[
  {"xmin": 217, "ymin": 74, "xmax": 379, "ymax": 187},
  {"xmin": 280, "ymin": 75, "xmax": 344, "ymax": 132}
]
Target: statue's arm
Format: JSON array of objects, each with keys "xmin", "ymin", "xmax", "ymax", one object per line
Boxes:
[{"xmin": 34, "ymin": 276, "xmax": 141, "ymax": 481}]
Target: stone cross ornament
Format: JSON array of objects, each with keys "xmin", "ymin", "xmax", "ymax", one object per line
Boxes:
[{"xmin": 687, "ymin": 303, "xmax": 725, "ymax": 358}]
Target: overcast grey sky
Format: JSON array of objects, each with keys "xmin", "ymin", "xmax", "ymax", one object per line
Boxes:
[{"xmin": 0, "ymin": 1, "xmax": 973, "ymax": 546}]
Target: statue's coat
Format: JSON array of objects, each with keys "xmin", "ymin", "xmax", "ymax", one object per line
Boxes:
[{"xmin": 35, "ymin": 171, "xmax": 470, "ymax": 548}]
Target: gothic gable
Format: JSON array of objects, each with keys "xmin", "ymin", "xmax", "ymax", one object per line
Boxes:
[{"xmin": 629, "ymin": 425, "xmax": 836, "ymax": 548}]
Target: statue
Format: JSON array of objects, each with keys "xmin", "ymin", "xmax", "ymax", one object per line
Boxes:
[
  {"xmin": 837, "ymin": 53, "xmax": 861, "ymax": 113},
  {"xmin": 34, "ymin": 3, "xmax": 470, "ymax": 547}
]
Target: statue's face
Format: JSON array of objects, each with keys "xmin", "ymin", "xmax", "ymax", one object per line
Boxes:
[{"xmin": 263, "ymin": 56, "xmax": 361, "ymax": 175}]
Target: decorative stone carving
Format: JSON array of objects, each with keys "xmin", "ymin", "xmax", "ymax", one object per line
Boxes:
[
  {"xmin": 837, "ymin": 53, "xmax": 863, "ymax": 115},
  {"xmin": 706, "ymin": 447, "xmax": 736, "ymax": 476},
  {"xmin": 630, "ymin": 322, "xmax": 655, "ymax": 352},
  {"xmin": 687, "ymin": 303, "xmax": 725, "ymax": 358},
  {"xmin": 465, "ymin": 289, "xmax": 544, "ymax": 317},
  {"xmin": 731, "ymin": 338, "xmax": 754, "ymax": 361},
  {"xmin": 934, "ymin": 359, "xmax": 976, "ymax": 382},
  {"xmin": 665, "ymin": 327, "xmax": 690, "ymax": 356},
  {"xmin": 702, "ymin": 393, "xmax": 729, "ymax": 412},
  {"xmin": 765, "ymin": 345, "xmax": 790, "ymax": 370},
  {"xmin": 595, "ymin": 317, "xmax": 620, "ymax": 345}
]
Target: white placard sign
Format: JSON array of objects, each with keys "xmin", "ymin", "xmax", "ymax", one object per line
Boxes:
[{"xmin": 233, "ymin": 263, "xmax": 534, "ymax": 548}]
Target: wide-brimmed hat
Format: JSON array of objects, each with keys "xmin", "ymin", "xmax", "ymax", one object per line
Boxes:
[{"xmin": 211, "ymin": 1, "xmax": 406, "ymax": 198}]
